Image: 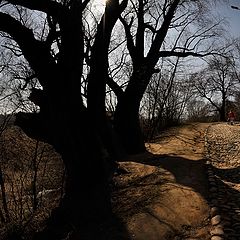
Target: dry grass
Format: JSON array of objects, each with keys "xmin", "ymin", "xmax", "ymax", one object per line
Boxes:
[{"xmin": 0, "ymin": 126, "xmax": 65, "ymax": 239}]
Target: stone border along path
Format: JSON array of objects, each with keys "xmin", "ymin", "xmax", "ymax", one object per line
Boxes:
[{"xmin": 205, "ymin": 123, "xmax": 240, "ymax": 240}]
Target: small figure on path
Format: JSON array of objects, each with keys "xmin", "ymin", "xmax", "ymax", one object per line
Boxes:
[{"xmin": 227, "ymin": 110, "xmax": 236, "ymax": 125}]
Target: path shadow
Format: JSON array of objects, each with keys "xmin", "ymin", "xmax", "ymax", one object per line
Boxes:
[
  {"xmin": 117, "ymin": 150, "xmax": 240, "ymax": 238},
  {"xmin": 125, "ymin": 151, "xmax": 209, "ymax": 198},
  {"xmin": 211, "ymin": 165, "xmax": 240, "ymax": 184},
  {"xmin": 112, "ymin": 151, "xmax": 211, "ymax": 239},
  {"xmin": 152, "ymin": 123, "xmax": 205, "ymax": 145}
]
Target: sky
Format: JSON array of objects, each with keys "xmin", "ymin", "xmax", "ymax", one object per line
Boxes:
[{"xmin": 217, "ymin": 0, "xmax": 240, "ymax": 37}]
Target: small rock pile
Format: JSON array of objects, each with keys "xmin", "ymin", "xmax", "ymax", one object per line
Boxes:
[{"xmin": 205, "ymin": 123, "xmax": 240, "ymax": 240}]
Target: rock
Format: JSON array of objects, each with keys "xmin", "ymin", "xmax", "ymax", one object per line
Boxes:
[
  {"xmin": 210, "ymin": 207, "xmax": 219, "ymax": 217},
  {"xmin": 211, "ymin": 236, "xmax": 224, "ymax": 240},
  {"xmin": 210, "ymin": 226, "xmax": 224, "ymax": 236},
  {"xmin": 211, "ymin": 215, "xmax": 221, "ymax": 225}
]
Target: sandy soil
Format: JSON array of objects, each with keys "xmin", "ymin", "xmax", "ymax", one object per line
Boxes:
[{"xmin": 111, "ymin": 123, "xmax": 211, "ymax": 240}]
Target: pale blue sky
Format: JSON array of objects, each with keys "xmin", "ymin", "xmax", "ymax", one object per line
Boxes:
[{"xmin": 217, "ymin": 0, "xmax": 240, "ymax": 37}]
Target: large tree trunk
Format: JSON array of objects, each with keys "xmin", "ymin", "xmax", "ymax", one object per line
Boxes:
[
  {"xmin": 16, "ymin": 86, "xmax": 113, "ymax": 239},
  {"xmin": 44, "ymin": 94, "xmax": 113, "ymax": 238},
  {"xmin": 2, "ymin": 2, "xmax": 117, "ymax": 238},
  {"xmin": 220, "ymin": 94, "xmax": 226, "ymax": 121},
  {"xmin": 114, "ymin": 71, "xmax": 149, "ymax": 154},
  {"xmin": 87, "ymin": 0, "xmax": 128, "ymax": 162},
  {"xmin": 113, "ymin": 0, "xmax": 180, "ymax": 154},
  {"xmin": 17, "ymin": 115, "xmax": 112, "ymax": 239},
  {"xmin": 219, "ymin": 108, "xmax": 226, "ymax": 121},
  {"xmin": 41, "ymin": 118, "xmax": 112, "ymax": 239},
  {"xmin": 114, "ymin": 98, "xmax": 146, "ymax": 154}
]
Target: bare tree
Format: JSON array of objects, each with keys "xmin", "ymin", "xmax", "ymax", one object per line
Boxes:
[
  {"xmin": 193, "ymin": 54, "xmax": 239, "ymax": 121},
  {"xmin": 186, "ymin": 99, "xmax": 215, "ymax": 122},
  {"xmin": 0, "ymin": 1, "xmax": 126, "ymax": 238},
  {"xmin": 106, "ymin": 0, "xmax": 225, "ymax": 153},
  {"xmin": 141, "ymin": 57, "xmax": 194, "ymax": 139},
  {"xmin": 0, "ymin": 1, "xmax": 233, "ymax": 237}
]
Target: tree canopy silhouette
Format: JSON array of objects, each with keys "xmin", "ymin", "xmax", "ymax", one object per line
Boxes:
[
  {"xmin": 0, "ymin": 0, "xmax": 126, "ymax": 238},
  {"xmin": 0, "ymin": 0, "xmax": 228, "ymax": 238}
]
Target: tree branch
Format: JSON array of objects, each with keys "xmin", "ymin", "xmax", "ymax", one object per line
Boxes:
[
  {"xmin": 147, "ymin": 0, "xmax": 180, "ymax": 64},
  {"xmin": 119, "ymin": 16, "xmax": 137, "ymax": 63},
  {"xmin": 106, "ymin": 77, "xmax": 124, "ymax": 99},
  {"xmin": 5, "ymin": 0, "xmax": 65, "ymax": 19},
  {"xmin": 158, "ymin": 50, "xmax": 221, "ymax": 58},
  {"xmin": 0, "ymin": 12, "xmax": 56, "ymax": 86}
]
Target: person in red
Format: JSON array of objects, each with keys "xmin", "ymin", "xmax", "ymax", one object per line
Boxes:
[{"xmin": 227, "ymin": 110, "xmax": 236, "ymax": 125}]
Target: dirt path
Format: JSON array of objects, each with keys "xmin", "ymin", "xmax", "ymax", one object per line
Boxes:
[{"xmin": 111, "ymin": 123, "xmax": 211, "ymax": 240}]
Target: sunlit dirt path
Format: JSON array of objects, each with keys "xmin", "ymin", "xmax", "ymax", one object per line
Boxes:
[{"xmin": 111, "ymin": 123, "xmax": 212, "ymax": 240}]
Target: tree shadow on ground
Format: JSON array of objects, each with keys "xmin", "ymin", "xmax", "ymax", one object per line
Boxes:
[
  {"xmin": 71, "ymin": 215, "xmax": 131, "ymax": 240},
  {"xmin": 152, "ymin": 123, "xmax": 205, "ymax": 145},
  {"xmin": 112, "ymin": 151, "xmax": 212, "ymax": 239},
  {"xmin": 125, "ymin": 151, "xmax": 209, "ymax": 198},
  {"xmin": 211, "ymin": 165, "xmax": 240, "ymax": 184},
  {"xmin": 115, "ymin": 151, "xmax": 240, "ymax": 239},
  {"xmin": 29, "ymin": 200, "xmax": 131, "ymax": 240}
]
